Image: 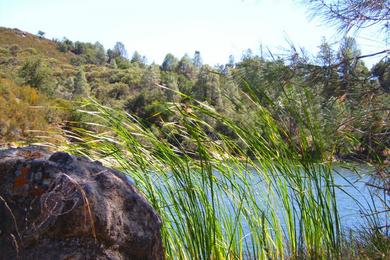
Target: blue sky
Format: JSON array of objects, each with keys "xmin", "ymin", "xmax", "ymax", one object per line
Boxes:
[{"xmin": 0, "ymin": 0, "xmax": 387, "ymax": 67}]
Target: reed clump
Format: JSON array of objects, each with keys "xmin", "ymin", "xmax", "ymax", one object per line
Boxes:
[{"xmin": 45, "ymin": 88, "xmax": 381, "ymax": 259}]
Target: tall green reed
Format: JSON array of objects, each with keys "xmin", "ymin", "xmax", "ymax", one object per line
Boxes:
[{"xmin": 46, "ymin": 87, "xmax": 342, "ymax": 259}]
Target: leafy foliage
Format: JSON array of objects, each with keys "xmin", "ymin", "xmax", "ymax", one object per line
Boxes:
[
  {"xmin": 17, "ymin": 57, "xmax": 55, "ymax": 95},
  {"xmin": 0, "ymin": 19, "xmax": 388, "ymax": 259},
  {"xmin": 1, "ymin": 27, "xmax": 389, "ymax": 163},
  {"xmin": 306, "ymin": 0, "xmax": 390, "ymax": 37}
]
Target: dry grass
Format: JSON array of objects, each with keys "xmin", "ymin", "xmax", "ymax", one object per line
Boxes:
[
  {"xmin": 0, "ymin": 27, "xmax": 75, "ymax": 63},
  {"xmin": 0, "ymin": 78, "xmax": 68, "ymax": 146}
]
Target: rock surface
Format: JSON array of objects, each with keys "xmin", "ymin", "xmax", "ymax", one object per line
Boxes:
[{"xmin": 0, "ymin": 147, "xmax": 163, "ymax": 259}]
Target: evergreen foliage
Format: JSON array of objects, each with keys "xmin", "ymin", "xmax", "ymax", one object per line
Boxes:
[{"xmin": 1, "ymin": 33, "xmax": 387, "ymax": 162}]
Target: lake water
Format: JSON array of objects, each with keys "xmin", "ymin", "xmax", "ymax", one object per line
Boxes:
[
  {"xmin": 128, "ymin": 164, "xmax": 389, "ymax": 232},
  {"xmin": 332, "ymin": 166, "xmax": 388, "ymax": 231}
]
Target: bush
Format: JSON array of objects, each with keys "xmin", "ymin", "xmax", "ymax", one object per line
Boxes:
[
  {"xmin": 17, "ymin": 57, "xmax": 55, "ymax": 95},
  {"xmin": 20, "ymin": 48, "xmax": 38, "ymax": 55},
  {"xmin": 8, "ymin": 44, "xmax": 20, "ymax": 56},
  {"xmin": 0, "ymin": 79, "xmax": 50, "ymax": 143},
  {"xmin": 0, "ymin": 47, "xmax": 10, "ymax": 55},
  {"xmin": 70, "ymin": 56, "xmax": 84, "ymax": 66}
]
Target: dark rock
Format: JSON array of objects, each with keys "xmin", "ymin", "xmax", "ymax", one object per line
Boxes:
[
  {"xmin": 48, "ymin": 152, "xmax": 74, "ymax": 165},
  {"xmin": 0, "ymin": 147, "xmax": 163, "ymax": 260}
]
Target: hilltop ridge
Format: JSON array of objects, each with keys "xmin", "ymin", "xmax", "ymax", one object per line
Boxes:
[{"xmin": 0, "ymin": 27, "xmax": 75, "ymax": 63}]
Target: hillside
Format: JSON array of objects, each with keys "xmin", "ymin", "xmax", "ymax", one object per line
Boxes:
[
  {"xmin": 0, "ymin": 27, "xmax": 75, "ymax": 63},
  {"xmin": 0, "ymin": 27, "xmax": 388, "ymax": 163},
  {"xmin": 1, "ymin": 1, "xmax": 389, "ymax": 258}
]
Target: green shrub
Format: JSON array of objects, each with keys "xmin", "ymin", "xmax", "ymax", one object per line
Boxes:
[
  {"xmin": 0, "ymin": 47, "xmax": 10, "ymax": 55},
  {"xmin": 17, "ymin": 57, "xmax": 56, "ymax": 95}
]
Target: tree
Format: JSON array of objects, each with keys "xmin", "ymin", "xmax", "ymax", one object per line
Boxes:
[
  {"xmin": 227, "ymin": 55, "xmax": 235, "ymax": 68},
  {"xmin": 109, "ymin": 58, "xmax": 118, "ymax": 69},
  {"xmin": 94, "ymin": 42, "xmax": 106, "ymax": 65},
  {"xmin": 336, "ymin": 37, "xmax": 368, "ymax": 98},
  {"xmin": 73, "ymin": 69, "xmax": 88, "ymax": 97},
  {"xmin": 131, "ymin": 51, "xmax": 147, "ymax": 66},
  {"xmin": 242, "ymin": 48, "xmax": 253, "ymax": 61},
  {"xmin": 141, "ymin": 64, "xmax": 160, "ymax": 89},
  {"xmin": 177, "ymin": 54, "xmax": 196, "ymax": 80},
  {"xmin": 18, "ymin": 57, "xmax": 53, "ymax": 94},
  {"xmin": 316, "ymin": 38, "xmax": 336, "ymax": 67},
  {"xmin": 193, "ymin": 65, "xmax": 222, "ymax": 107},
  {"xmin": 314, "ymin": 38, "xmax": 339, "ymax": 99},
  {"xmin": 37, "ymin": 30, "xmax": 45, "ymax": 38},
  {"xmin": 161, "ymin": 72, "xmax": 180, "ymax": 102},
  {"xmin": 107, "ymin": 49, "xmax": 116, "ymax": 62},
  {"xmin": 73, "ymin": 41, "xmax": 86, "ymax": 55},
  {"xmin": 57, "ymin": 38, "xmax": 74, "ymax": 52},
  {"xmin": 372, "ymin": 59, "xmax": 390, "ymax": 92},
  {"xmin": 108, "ymin": 42, "xmax": 130, "ymax": 69},
  {"xmin": 193, "ymin": 50, "xmax": 202, "ymax": 68},
  {"xmin": 113, "ymin": 42, "xmax": 128, "ymax": 59},
  {"xmin": 161, "ymin": 53, "xmax": 178, "ymax": 71},
  {"xmin": 306, "ymin": 0, "xmax": 390, "ymax": 36}
]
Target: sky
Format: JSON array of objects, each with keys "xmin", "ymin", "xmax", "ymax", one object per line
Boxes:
[{"xmin": 0, "ymin": 0, "xmax": 387, "ymax": 67}]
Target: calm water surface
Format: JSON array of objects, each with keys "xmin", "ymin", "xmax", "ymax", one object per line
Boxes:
[
  {"xmin": 129, "ymin": 165, "xmax": 389, "ymax": 231},
  {"xmin": 332, "ymin": 166, "xmax": 388, "ymax": 230}
]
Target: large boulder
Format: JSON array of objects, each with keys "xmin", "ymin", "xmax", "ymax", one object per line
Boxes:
[{"xmin": 0, "ymin": 147, "xmax": 163, "ymax": 259}]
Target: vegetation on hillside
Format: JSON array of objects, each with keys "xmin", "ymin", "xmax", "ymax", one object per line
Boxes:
[
  {"xmin": 0, "ymin": 1, "xmax": 389, "ymax": 257},
  {"xmin": 0, "ymin": 27, "xmax": 75, "ymax": 63},
  {"xmin": 1, "ymin": 26, "xmax": 388, "ymax": 164},
  {"xmin": 0, "ymin": 78, "xmax": 71, "ymax": 145}
]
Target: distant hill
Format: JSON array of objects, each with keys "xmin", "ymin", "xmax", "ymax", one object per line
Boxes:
[
  {"xmin": 0, "ymin": 27, "xmax": 388, "ymax": 164},
  {"xmin": 0, "ymin": 27, "xmax": 75, "ymax": 63}
]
